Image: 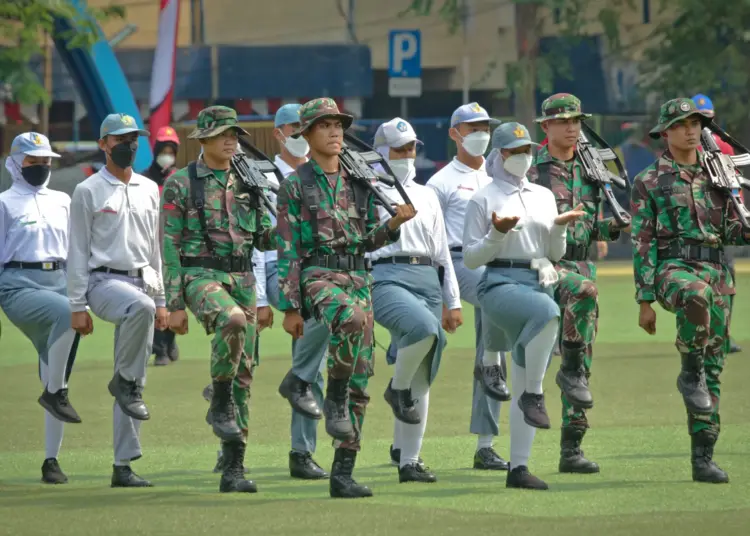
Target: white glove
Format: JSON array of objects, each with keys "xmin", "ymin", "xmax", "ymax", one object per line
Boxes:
[
  {"xmin": 141, "ymin": 266, "xmax": 164, "ymax": 298},
  {"xmin": 531, "ymin": 257, "xmax": 559, "ymax": 288}
]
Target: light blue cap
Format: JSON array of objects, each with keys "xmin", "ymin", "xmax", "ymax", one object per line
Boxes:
[
  {"xmin": 10, "ymin": 132, "xmax": 60, "ymax": 158},
  {"xmin": 99, "ymin": 113, "xmax": 150, "ymax": 139},
  {"xmin": 274, "ymin": 104, "xmax": 303, "ymax": 128},
  {"xmin": 491, "ymin": 122, "xmax": 538, "ymax": 150},
  {"xmin": 450, "ymin": 102, "xmax": 501, "ymax": 128}
]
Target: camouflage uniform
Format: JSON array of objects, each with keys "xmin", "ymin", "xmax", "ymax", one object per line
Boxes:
[
  {"xmin": 161, "ymin": 106, "xmax": 273, "ymax": 492},
  {"xmin": 529, "ymin": 93, "xmax": 621, "ymax": 473},
  {"xmin": 276, "ymin": 98, "xmax": 400, "ymax": 498},
  {"xmin": 631, "ymin": 97, "xmax": 749, "ymax": 483}
]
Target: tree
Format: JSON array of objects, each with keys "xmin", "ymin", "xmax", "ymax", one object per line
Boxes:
[
  {"xmin": 0, "ymin": 0, "xmax": 124, "ymax": 105},
  {"xmin": 401, "ymin": 0, "xmax": 640, "ymax": 127},
  {"xmin": 639, "ymin": 0, "xmax": 750, "ymax": 133}
]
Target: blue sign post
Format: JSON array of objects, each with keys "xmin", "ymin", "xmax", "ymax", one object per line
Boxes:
[{"xmin": 388, "ymin": 30, "xmax": 422, "ymax": 117}]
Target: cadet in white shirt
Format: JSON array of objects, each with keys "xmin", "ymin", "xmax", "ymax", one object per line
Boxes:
[
  {"xmin": 426, "ymin": 102, "xmax": 509, "ymax": 470},
  {"xmin": 0, "ymin": 132, "xmax": 81, "ymax": 485},
  {"xmin": 370, "ymin": 118, "xmax": 463, "ymax": 483},
  {"xmin": 463, "ymin": 122, "xmax": 584, "ymax": 490},
  {"xmin": 67, "ymin": 113, "xmax": 168, "ymax": 488}
]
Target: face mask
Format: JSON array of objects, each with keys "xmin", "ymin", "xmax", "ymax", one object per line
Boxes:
[
  {"xmin": 156, "ymin": 153, "xmax": 175, "ymax": 170},
  {"xmin": 503, "ymin": 153, "xmax": 533, "ymax": 178},
  {"xmin": 21, "ymin": 164, "xmax": 50, "ymax": 187},
  {"xmin": 284, "ymin": 135, "xmax": 309, "ymax": 158},
  {"xmin": 110, "ymin": 141, "xmax": 137, "ymax": 169},
  {"xmin": 388, "ymin": 158, "xmax": 415, "ymax": 183},
  {"xmin": 459, "ymin": 131, "xmax": 491, "ymax": 157}
]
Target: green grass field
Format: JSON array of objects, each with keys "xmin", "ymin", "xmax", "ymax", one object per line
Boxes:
[{"xmin": 2, "ymin": 262, "xmax": 750, "ymax": 536}]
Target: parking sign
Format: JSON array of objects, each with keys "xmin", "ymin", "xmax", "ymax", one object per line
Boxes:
[{"xmin": 388, "ymin": 30, "xmax": 422, "ymax": 98}]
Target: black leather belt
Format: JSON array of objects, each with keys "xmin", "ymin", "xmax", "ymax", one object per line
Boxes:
[
  {"xmin": 372, "ymin": 255, "xmax": 432, "ymax": 266},
  {"xmin": 181, "ymin": 256, "xmax": 252, "ymax": 273},
  {"xmin": 303, "ymin": 254, "xmax": 372, "ymax": 271},
  {"xmin": 4, "ymin": 261, "xmax": 63, "ymax": 271},
  {"xmin": 487, "ymin": 259, "xmax": 534, "ymax": 269},
  {"xmin": 450, "ymin": 246, "xmax": 463, "ymax": 253},
  {"xmin": 93, "ymin": 266, "xmax": 144, "ymax": 277},
  {"xmin": 563, "ymin": 244, "xmax": 589, "ymax": 261},
  {"xmin": 658, "ymin": 244, "xmax": 724, "ymax": 264}
]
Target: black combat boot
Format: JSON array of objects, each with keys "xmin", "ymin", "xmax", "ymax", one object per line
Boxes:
[
  {"xmin": 166, "ymin": 331, "xmax": 180, "ymax": 362},
  {"xmin": 289, "ymin": 451, "xmax": 328, "ymax": 480},
  {"xmin": 213, "ymin": 448, "xmax": 250, "ymax": 474},
  {"xmin": 41, "ymin": 458, "xmax": 68, "ymax": 484},
  {"xmin": 677, "ymin": 350, "xmax": 713, "ymax": 415},
  {"xmin": 691, "ymin": 431, "xmax": 729, "ymax": 484},
  {"xmin": 329, "ymin": 448, "xmax": 372, "ymax": 498},
  {"xmin": 108, "ymin": 374, "xmax": 150, "ymax": 420},
  {"xmin": 220, "ymin": 441, "xmax": 257, "ymax": 493},
  {"xmin": 38, "ymin": 388, "xmax": 82, "ymax": 424},
  {"xmin": 559, "ymin": 426, "xmax": 600, "ymax": 474},
  {"xmin": 473, "ymin": 363, "xmax": 511, "ymax": 402},
  {"xmin": 399, "ymin": 463, "xmax": 437, "ymax": 483},
  {"xmin": 506, "ymin": 465, "xmax": 548, "ymax": 490},
  {"xmin": 383, "ymin": 380, "xmax": 420, "ymax": 424},
  {"xmin": 518, "ymin": 391, "xmax": 550, "ymax": 429},
  {"xmin": 278, "ymin": 369, "xmax": 322, "ymax": 420},
  {"xmin": 206, "ymin": 380, "xmax": 243, "ymax": 442},
  {"xmin": 111, "ymin": 465, "xmax": 153, "ymax": 488},
  {"xmin": 556, "ymin": 342, "xmax": 593, "ymax": 409},
  {"xmin": 323, "ymin": 378, "xmax": 354, "ymax": 441}
]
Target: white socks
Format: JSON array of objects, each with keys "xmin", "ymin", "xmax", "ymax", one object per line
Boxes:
[
  {"xmin": 45, "ymin": 329, "xmax": 76, "ymax": 393},
  {"xmin": 481, "ymin": 350, "xmax": 502, "ymax": 367},
  {"xmin": 524, "ymin": 319, "xmax": 558, "ymax": 395},
  {"xmin": 392, "ymin": 336, "xmax": 435, "ymax": 390},
  {"xmin": 509, "ymin": 361, "xmax": 536, "ymax": 469},
  {"xmin": 44, "ymin": 412, "xmax": 64, "ymax": 460},
  {"xmin": 394, "ymin": 360, "xmax": 431, "ymax": 468},
  {"xmin": 477, "ymin": 435, "xmax": 493, "ymax": 451}
]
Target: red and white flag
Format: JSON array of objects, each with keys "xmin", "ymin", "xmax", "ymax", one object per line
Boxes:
[{"xmin": 148, "ymin": 0, "xmax": 180, "ymax": 146}]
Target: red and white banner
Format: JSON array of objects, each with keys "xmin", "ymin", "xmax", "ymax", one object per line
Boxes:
[{"xmin": 148, "ymin": 0, "xmax": 180, "ymax": 144}]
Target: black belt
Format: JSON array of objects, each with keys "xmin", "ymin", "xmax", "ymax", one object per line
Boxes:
[
  {"xmin": 372, "ymin": 255, "xmax": 433, "ymax": 266},
  {"xmin": 303, "ymin": 254, "xmax": 371, "ymax": 272},
  {"xmin": 486, "ymin": 259, "xmax": 534, "ymax": 269},
  {"xmin": 181, "ymin": 256, "xmax": 252, "ymax": 273},
  {"xmin": 658, "ymin": 244, "xmax": 724, "ymax": 264},
  {"xmin": 93, "ymin": 266, "xmax": 144, "ymax": 277},
  {"xmin": 4, "ymin": 261, "xmax": 63, "ymax": 271},
  {"xmin": 563, "ymin": 244, "xmax": 589, "ymax": 261},
  {"xmin": 450, "ymin": 246, "xmax": 463, "ymax": 253}
]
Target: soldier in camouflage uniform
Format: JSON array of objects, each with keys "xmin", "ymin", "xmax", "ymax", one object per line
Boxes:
[
  {"xmin": 631, "ymin": 97, "xmax": 749, "ymax": 484},
  {"xmin": 276, "ymin": 98, "xmax": 416, "ymax": 498},
  {"xmin": 161, "ymin": 106, "xmax": 274, "ymax": 493},
  {"xmin": 528, "ymin": 93, "xmax": 628, "ymax": 474}
]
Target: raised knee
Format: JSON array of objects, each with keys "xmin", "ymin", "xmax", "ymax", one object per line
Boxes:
[
  {"xmin": 408, "ymin": 319, "xmax": 441, "ymax": 341},
  {"xmin": 335, "ymin": 306, "xmax": 367, "ymax": 335},
  {"xmin": 225, "ymin": 311, "xmax": 248, "ymax": 333},
  {"xmin": 132, "ymin": 295, "xmax": 156, "ymax": 317},
  {"xmin": 578, "ymin": 280, "xmax": 598, "ymax": 301}
]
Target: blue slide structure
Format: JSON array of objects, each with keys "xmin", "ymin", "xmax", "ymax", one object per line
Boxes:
[{"xmin": 52, "ymin": 0, "xmax": 152, "ymax": 170}]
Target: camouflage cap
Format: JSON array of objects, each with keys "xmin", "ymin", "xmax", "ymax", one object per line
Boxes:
[
  {"xmin": 535, "ymin": 93, "xmax": 591, "ymax": 123},
  {"xmin": 294, "ymin": 98, "xmax": 353, "ymax": 136},
  {"xmin": 188, "ymin": 105, "xmax": 250, "ymax": 139},
  {"xmin": 649, "ymin": 97, "xmax": 714, "ymax": 139}
]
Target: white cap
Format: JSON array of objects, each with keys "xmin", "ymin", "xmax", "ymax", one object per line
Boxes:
[
  {"xmin": 373, "ymin": 117, "xmax": 422, "ymax": 148},
  {"xmin": 10, "ymin": 132, "xmax": 60, "ymax": 158}
]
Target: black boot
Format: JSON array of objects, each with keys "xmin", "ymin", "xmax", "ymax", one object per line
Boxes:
[
  {"xmin": 38, "ymin": 388, "xmax": 82, "ymax": 424},
  {"xmin": 383, "ymin": 380, "xmax": 420, "ymax": 424},
  {"xmin": 559, "ymin": 426, "xmax": 600, "ymax": 474},
  {"xmin": 729, "ymin": 340, "xmax": 742, "ymax": 354},
  {"xmin": 556, "ymin": 342, "xmax": 593, "ymax": 409},
  {"xmin": 278, "ymin": 369, "xmax": 322, "ymax": 420},
  {"xmin": 206, "ymin": 380, "xmax": 243, "ymax": 442},
  {"xmin": 323, "ymin": 378, "xmax": 354, "ymax": 441},
  {"xmin": 518, "ymin": 391, "xmax": 550, "ymax": 429},
  {"xmin": 111, "ymin": 465, "xmax": 153, "ymax": 487},
  {"xmin": 108, "ymin": 374, "xmax": 149, "ymax": 420},
  {"xmin": 41, "ymin": 458, "xmax": 68, "ymax": 484},
  {"xmin": 473, "ymin": 447, "xmax": 509, "ymax": 471},
  {"xmin": 329, "ymin": 448, "xmax": 372, "ymax": 498},
  {"xmin": 399, "ymin": 463, "xmax": 437, "ymax": 483},
  {"xmin": 166, "ymin": 331, "xmax": 180, "ymax": 362},
  {"xmin": 506, "ymin": 465, "xmax": 548, "ymax": 490},
  {"xmin": 289, "ymin": 451, "xmax": 329, "ymax": 480},
  {"xmin": 677, "ymin": 351, "xmax": 713, "ymax": 415},
  {"xmin": 389, "ymin": 445, "xmax": 424, "ymax": 468},
  {"xmin": 691, "ymin": 431, "xmax": 729, "ymax": 483},
  {"xmin": 473, "ymin": 364, "xmax": 511, "ymax": 401},
  {"xmin": 152, "ymin": 330, "xmax": 170, "ymax": 366},
  {"xmin": 219, "ymin": 441, "xmax": 257, "ymax": 493},
  {"xmin": 213, "ymin": 448, "xmax": 250, "ymax": 474}
]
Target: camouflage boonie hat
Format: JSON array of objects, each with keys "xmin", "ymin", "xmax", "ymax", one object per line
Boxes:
[
  {"xmin": 188, "ymin": 105, "xmax": 250, "ymax": 139},
  {"xmin": 535, "ymin": 93, "xmax": 591, "ymax": 123},
  {"xmin": 648, "ymin": 97, "xmax": 714, "ymax": 140},
  {"xmin": 294, "ymin": 98, "xmax": 353, "ymax": 136}
]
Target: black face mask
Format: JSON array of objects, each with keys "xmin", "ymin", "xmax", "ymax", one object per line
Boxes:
[
  {"xmin": 21, "ymin": 165, "xmax": 50, "ymax": 187},
  {"xmin": 110, "ymin": 142, "xmax": 137, "ymax": 169}
]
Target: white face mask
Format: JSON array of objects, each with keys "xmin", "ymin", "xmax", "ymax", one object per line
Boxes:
[
  {"xmin": 503, "ymin": 153, "xmax": 533, "ymax": 178},
  {"xmin": 156, "ymin": 153, "xmax": 175, "ymax": 169},
  {"xmin": 388, "ymin": 158, "xmax": 415, "ymax": 184},
  {"xmin": 459, "ymin": 131, "xmax": 491, "ymax": 157},
  {"xmin": 284, "ymin": 135, "xmax": 309, "ymax": 158}
]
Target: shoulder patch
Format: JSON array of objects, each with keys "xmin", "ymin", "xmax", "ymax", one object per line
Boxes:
[{"xmin": 163, "ymin": 188, "xmax": 177, "ymax": 203}]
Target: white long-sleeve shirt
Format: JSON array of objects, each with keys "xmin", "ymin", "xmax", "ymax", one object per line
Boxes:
[
  {"xmin": 67, "ymin": 168, "xmax": 165, "ymax": 311},
  {"xmin": 426, "ymin": 157, "xmax": 491, "ymax": 249},
  {"xmin": 0, "ymin": 179, "xmax": 70, "ymax": 275},
  {"xmin": 462, "ymin": 176, "xmax": 567, "ymax": 271},
  {"xmin": 368, "ymin": 178, "xmax": 462, "ymax": 310}
]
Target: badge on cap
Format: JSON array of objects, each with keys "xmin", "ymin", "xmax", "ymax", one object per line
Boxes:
[
  {"xmin": 679, "ymin": 102, "xmax": 691, "ymax": 112},
  {"xmin": 471, "ymin": 103, "xmax": 483, "ymax": 113},
  {"xmin": 396, "ymin": 121, "xmax": 408, "ymax": 132},
  {"xmin": 165, "ymin": 127, "xmax": 174, "ymax": 135},
  {"xmin": 31, "ymin": 133, "xmax": 43, "ymax": 145},
  {"xmin": 513, "ymin": 126, "xmax": 525, "ymax": 138},
  {"xmin": 698, "ymin": 98, "xmax": 705, "ymax": 106},
  {"xmin": 121, "ymin": 115, "xmax": 135, "ymax": 126}
]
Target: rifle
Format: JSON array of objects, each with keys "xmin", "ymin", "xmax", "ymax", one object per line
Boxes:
[
  {"xmin": 341, "ymin": 132, "xmax": 414, "ymax": 217},
  {"xmin": 699, "ymin": 125, "xmax": 750, "ymax": 230},
  {"xmin": 232, "ymin": 136, "xmax": 283, "ymax": 218},
  {"xmin": 575, "ymin": 122, "xmax": 631, "ymax": 228}
]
